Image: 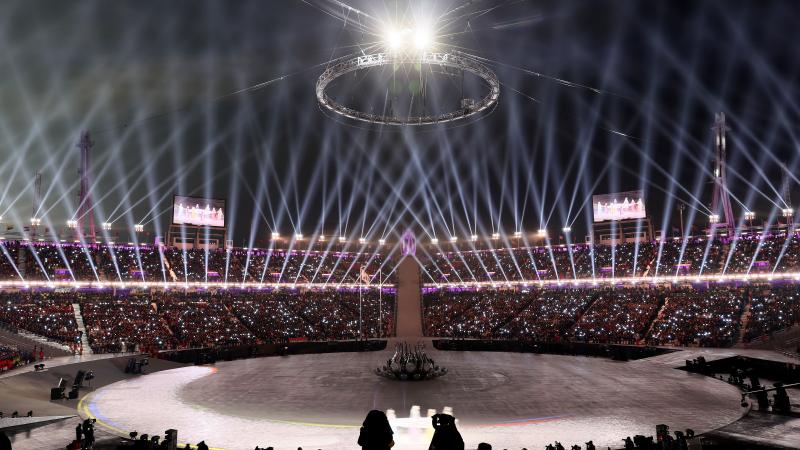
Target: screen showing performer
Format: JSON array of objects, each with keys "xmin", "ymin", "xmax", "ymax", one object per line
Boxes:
[
  {"xmin": 172, "ymin": 196, "xmax": 226, "ymax": 228},
  {"xmin": 592, "ymin": 191, "xmax": 646, "ymax": 222}
]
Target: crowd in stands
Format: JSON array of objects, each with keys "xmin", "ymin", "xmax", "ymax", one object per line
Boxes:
[
  {"xmin": 646, "ymin": 286, "xmax": 745, "ymax": 347},
  {"xmin": 424, "ymin": 283, "xmax": 800, "ymax": 346},
  {"xmin": 572, "ymin": 289, "xmax": 661, "ymax": 344},
  {"xmin": 0, "ymin": 236, "xmax": 798, "ymax": 354},
  {"xmin": 0, "ymin": 292, "xmax": 80, "ymax": 345},
  {"xmin": 0, "ymin": 289, "xmax": 395, "ymax": 354},
  {"xmin": 2, "ymin": 234, "xmax": 799, "ymax": 284},
  {"xmin": 0, "ymin": 283, "xmax": 796, "ymax": 353},
  {"xmin": 424, "ymin": 234, "xmax": 800, "ymax": 282},
  {"xmin": 744, "ymin": 285, "xmax": 800, "ymax": 342},
  {"xmin": 80, "ymin": 295, "xmax": 174, "ymax": 353},
  {"xmin": 0, "ymin": 241, "xmax": 391, "ymax": 284}
]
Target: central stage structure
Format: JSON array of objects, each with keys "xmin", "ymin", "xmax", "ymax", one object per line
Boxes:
[{"xmin": 394, "ymin": 256, "xmax": 424, "ymax": 340}]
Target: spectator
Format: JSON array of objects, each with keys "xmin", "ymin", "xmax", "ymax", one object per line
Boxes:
[
  {"xmin": 357, "ymin": 410, "xmax": 394, "ymax": 450},
  {"xmin": 428, "ymin": 414, "xmax": 463, "ymax": 450}
]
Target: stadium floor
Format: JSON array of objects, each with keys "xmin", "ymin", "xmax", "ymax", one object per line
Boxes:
[{"xmin": 75, "ymin": 348, "xmax": 747, "ymax": 450}]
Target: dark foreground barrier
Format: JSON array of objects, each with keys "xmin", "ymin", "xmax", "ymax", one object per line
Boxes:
[
  {"xmin": 433, "ymin": 339, "xmax": 673, "ymax": 361},
  {"xmin": 157, "ymin": 339, "xmax": 387, "ymax": 365}
]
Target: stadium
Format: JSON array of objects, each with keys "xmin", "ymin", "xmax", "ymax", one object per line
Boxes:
[{"xmin": 1, "ymin": 1, "xmax": 799, "ymax": 449}]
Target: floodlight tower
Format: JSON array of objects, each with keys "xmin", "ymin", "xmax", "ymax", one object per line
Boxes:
[
  {"xmin": 31, "ymin": 172, "xmax": 42, "ymax": 238},
  {"xmin": 33, "ymin": 172, "xmax": 42, "ymax": 216},
  {"xmin": 782, "ymin": 162, "xmax": 794, "ymax": 226},
  {"xmin": 710, "ymin": 113, "xmax": 734, "ymax": 231},
  {"xmin": 781, "ymin": 162, "xmax": 792, "ymax": 209},
  {"xmin": 77, "ymin": 131, "xmax": 96, "ymax": 242}
]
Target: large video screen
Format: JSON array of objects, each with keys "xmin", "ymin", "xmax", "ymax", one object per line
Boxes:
[
  {"xmin": 172, "ymin": 196, "xmax": 226, "ymax": 228},
  {"xmin": 592, "ymin": 190, "xmax": 646, "ymax": 222}
]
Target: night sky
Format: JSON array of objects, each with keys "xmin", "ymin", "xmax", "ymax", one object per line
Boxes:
[{"xmin": 2, "ymin": 0, "xmax": 799, "ymax": 245}]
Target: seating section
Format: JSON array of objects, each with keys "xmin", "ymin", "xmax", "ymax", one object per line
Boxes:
[
  {"xmin": 0, "ymin": 290, "xmax": 395, "ymax": 354},
  {"xmin": 0, "ymin": 292, "xmax": 80, "ymax": 345},
  {"xmin": 0, "ymin": 241, "xmax": 392, "ymax": 284},
  {"xmin": 424, "ymin": 234, "xmax": 800, "ymax": 282},
  {"xmin": 424, "ymin": 284, "xmax": 800, "ymax": 346}
]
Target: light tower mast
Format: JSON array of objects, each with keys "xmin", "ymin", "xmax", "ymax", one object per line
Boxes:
[
  {"xmin": 781, "ymin": 162, "xmax": 792, "ymax": 208},
  {"xmin": 711, "ymin": 112, "xmax": 735, "ymax": 230},
  {"xmin": 33, "ymin": 172, "xmax": 42, "ymax": 218},
  {"xmin": 30, "ymin": 172, "xmax": 42, "ymax": 239},
  {"xmin": 77, "ymin": 131, "xmax": 95, "ymax": 242}
]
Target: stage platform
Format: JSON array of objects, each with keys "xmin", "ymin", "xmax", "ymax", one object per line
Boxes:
[{"xmin": 75, "ymin": 348, "xmax": 748, "ymax": 450}]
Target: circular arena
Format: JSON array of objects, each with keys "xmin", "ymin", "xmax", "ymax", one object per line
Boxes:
[{"xmin": 79, "ymin": 350, "xmax": 744, "ymax": 450}]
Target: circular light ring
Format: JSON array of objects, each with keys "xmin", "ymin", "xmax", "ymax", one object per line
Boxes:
[{"xmin": 316, "ymin": 50, "xmax": 500, "ymax": 126}]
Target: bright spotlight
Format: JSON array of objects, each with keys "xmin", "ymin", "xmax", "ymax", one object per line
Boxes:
[
  {"xmin": 537, "ymin": 229, "xmax": 547, "ymax": 237},
  {"xmin": 319, "ymin": 234, "xmax": 326, "ymax": 242},
  {"xmin": 134, "ymin": 224, "xmax": 144, "ymax": 233},
  {"xmin": 295, "ymin": 233, "xmax": 304, "ymax": 240},
  {"xmin": 102, "ymin": 222, "xmax": 112, "ymax": 231},
  {"xmin": 744, "ymin": 211, "xmax": 755, "ymax": 221},
  {"xmin": 413, "ymin": 24, "xmax": 434, "ymax": 51},
  {"xmin": 514, "ymin": 230, "xmax": 523, "ymax": 238},
  {"xmin": 359, "ymin": 237, "xmax": 367, "ymax": 244},
  {"xmin": 470, "ymin": 234, "xmax": 478, "ymax": 242},
  {"xmin": 783, "ymin": 208, "xmax": 794, "ymax": 218},
  {"xmin": 339, "ymin": 236, "xmax": 347, "ymax": 243},
  {"xmin": 491, "ymin": 232, "xmax": 500, "ymax": 240},
  {"xmin": 378, "ymin": 238, "xmax": 386, "ymax": 246},
  {"xmin": 66, "ymin": 220, "xmax": 77, "ymax": 229},
  {"xmin": 450, "ymin": 236, "xmax": 458, "ymax": 243},
  {"xmin": 430, "ymin": 237, "xmax": 439, "ymax": 245},
  {"xmin": 271, "ymin": 231, "xmax": 280, "ymax": 240},
  {"xmin": 562, "ymin": 226, "xmax": 572, "ymax": 233},
  {"xmin": 30, "ymin": 217, "xmax": 41, "ymax": 226},
  {"xmin": 709, "ymin": 214, "xmax": 720, "ymax": 224},
  {"xmin": 384, "ymin": 27, "xmax": 404, "ymax": 51}
]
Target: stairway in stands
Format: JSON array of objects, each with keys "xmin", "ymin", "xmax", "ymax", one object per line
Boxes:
[
  {"xmin": 565, "ymin": 292, "xmax": 602, "ymax": 336},
  {"xmin": 735, "ymin": 293, "xmax": 754, "ymax": 345},
  {"xmin": 644, "ymin": 296, "xmax": 670, "ymax": 339},
  {"xmin": 71, "ymin": 303, "xmax": 94, "ymax": 355}
]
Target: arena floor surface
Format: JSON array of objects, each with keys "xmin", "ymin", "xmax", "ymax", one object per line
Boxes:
[{"xmin": 78, "ymin": 348, "xmax": 746, "ymax": 450}]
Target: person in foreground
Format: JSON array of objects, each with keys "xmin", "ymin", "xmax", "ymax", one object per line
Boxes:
[
  {"xmin": 428, "ymin": 413, "xmax": 464, "ymax": 450},
  {"xmin": 358, "ymin": 410, "xmax": 395, "ymax": 450},
  {"xmin": 0, "ymin": 431, "xmax": 11, "ymax": 450}
]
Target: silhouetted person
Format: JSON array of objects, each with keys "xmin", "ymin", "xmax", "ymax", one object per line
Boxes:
[
  {"xmin": 585, "ymin": 441, "xmax": 595, "ymax": 450},
  {"xmin": 358, "ymin": 410, "xmax": 394, "ymax": 450},
  {"xmin": 83, "ymin": 422, "xmax": 94, "ymax": 448},
  {"xmin": 428, "ymin": 414, "xmax": 463, "ymax": 450},
  {"xmin": 477, "ymin": 444, "xmax": 491, "ymax": 450},
  {"xmin": 0, "ymin": 431, "xmax": 11, "ymax": 450},
  {"xmin": 197, "ymin": 442, "xmax": 209, "ymax": 450},
  {"xmin": 75, "ymin": 423, "xmax": 83, "ymax": 442},
  {"xmin": 623, "ymin": 437, "xmax": 634, "ymax": 450},
  {"xmin": 674, "ymin": 431, "xmax": 688, "ymax": 450}
]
